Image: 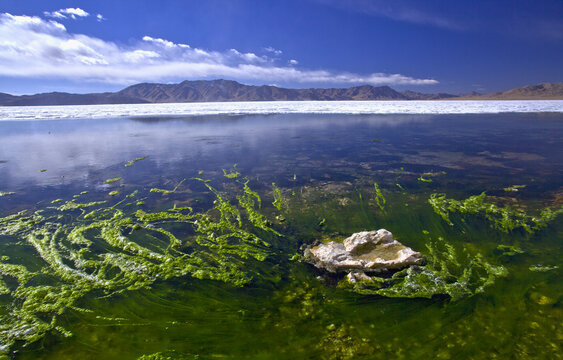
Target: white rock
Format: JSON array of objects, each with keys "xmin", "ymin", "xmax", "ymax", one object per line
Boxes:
[
  {"xmin": 305, "ymin": 229, "xmax": 423, "ymax": 273},
  {"xmin": 344, "ymin": 229, "xmax": 394, "ymax": 255},
  {"xmin": 347, "ymin": 271, "xmax": 373, "ymax": 284}
]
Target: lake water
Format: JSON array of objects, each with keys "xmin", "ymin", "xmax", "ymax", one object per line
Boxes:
[{"xmin": 0, "ymin": 104, "xmax": 562, "ymax": 359}]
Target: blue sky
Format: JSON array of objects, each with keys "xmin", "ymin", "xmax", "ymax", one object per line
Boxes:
[{"xmin": 0, "ymin": 0, "xmax": 562, "ymax": 95}]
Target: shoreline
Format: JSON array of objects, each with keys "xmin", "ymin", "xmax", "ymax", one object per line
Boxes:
[{"xmin": 1, "ymin": 100, "xmax": 562, "ymax": 121}]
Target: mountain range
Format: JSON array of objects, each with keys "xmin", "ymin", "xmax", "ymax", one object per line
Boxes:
[{"xmin": 0, "ymin": 80, "xmax": 561, "ymax": 106}]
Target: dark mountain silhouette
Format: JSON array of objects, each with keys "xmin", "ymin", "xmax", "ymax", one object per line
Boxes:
[
  {"xmin": 400, "ymin": 90, "xmax": 457, "ymax": 100},
  {"xmin": 2, "ymin": 92, "xmax": 148, "ymax": 106},
  {"xmin": 116, "ymin": 80, "xmax": 411, "ymax": 102},
  {"xmin": 0, "ymin": 80, "xmax": 561, "ymax": 106}
]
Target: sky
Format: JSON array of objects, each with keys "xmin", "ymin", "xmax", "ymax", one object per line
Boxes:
[{"xmin": 0, "ymin": 0, "xmax": 562, "ymax": 95}]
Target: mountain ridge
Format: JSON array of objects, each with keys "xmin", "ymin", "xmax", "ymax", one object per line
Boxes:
[
  {"xmin": 456, "ymin": 82, "xmax": 563, "ymax": 100},
  {"xmin": 1, "ymin": 80, "xmax": 561, "ymax": 106}
]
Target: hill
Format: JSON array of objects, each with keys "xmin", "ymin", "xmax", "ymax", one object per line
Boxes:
[
  {"xmin": 458, "ymin": 82, "xmax": 563, "ymax": 100},
  {"xmin": 116, "ymin": 80, "xmax": 413, "ymax": 102},
  {"xmin": 0, "ymin": 81, "xmax": 561, "ymax": 106}
]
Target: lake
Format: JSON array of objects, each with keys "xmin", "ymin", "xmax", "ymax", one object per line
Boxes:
[{"xmin": 0, "ymin": 102, "xmax": 562, "ymax": 360}]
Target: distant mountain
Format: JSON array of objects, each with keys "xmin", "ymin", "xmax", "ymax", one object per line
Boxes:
[
  {"xmin": 458, "ymin": 82, "xmax": 563, "ymax": 100},
  {"xmin": 0, "ymin": 92, "xmax": 17, "ymax": 104},
  {"xmin": 1, "ymin": 92, "xmax": 148, "ymax": 106},
  {"xmin": 400, "ymin": 90, "xmax": 457, "ymax": 100},
  {"xmin": 0, "ymin": 80, "xmax": 561, "ymax": 106},
  {"xmin": 117, "ymin": 80, "xmax": 410, "ymax": 102}
]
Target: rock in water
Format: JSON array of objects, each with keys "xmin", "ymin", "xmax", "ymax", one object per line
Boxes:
[{"xmin": 305, "ymin": 229, "xmax": 423, "ymax": 273}]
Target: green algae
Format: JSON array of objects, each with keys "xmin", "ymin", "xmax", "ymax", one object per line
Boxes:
[
  {"xmin": 496, "ymin": 244, "xmax": 525, "ymax": 257},
  {"xmin": 272, "ymin": 183, "xmax": 288, "ymax": 212},
  {"xmin": 418, "ymin": 176, "xmax": 433, "ymax": 183},
  {"xmin": 222, "ymin": 165, "xmax": 240, "ymax": 179},
  {"xmin": 346, "ymin": 236, "xmax": 507, "ymax": 301},
  {"xmin": 0, "ymin": 177, "xmax": 280, "ymax": 353},
  {"xmin": 529, "ymin": 264, "xmax": 559, "ymax": 272},
  {"xmin": 428, "ymin": 192, "xmax": 563, "ymax": 233},
  {"xmin": 504, "ymin": 184, "xmax": 526, "ymax": 192},
  {"xmin": 150, "ymin": 179, "xmax": 187, "ymax": 195},
  {"xmin": 136, "ymin": 351, "xmax": 201, "ymax": 360},
  {"xmin": 125, "ymin": 156, "xmax": 148, "ymax": 167},
  {"xmin": 318, "ymin": 323, "xmax": 375, "ymax": 359},
  {"xmin": 104, "ymin": 177, "xmax": 123, "ymax": 184},
  {"xmin": 109, "ymin": 190, "xmax": 120, "ymax": 196},
  {"xmin": 56, "ymin": 200, "xmax": 107, "ymax": 211},
  {"xmin": 422, "ymin": 171, "xmax": 446, "ymax": 177},
  {"xmin": 373, "ymin": 183, "xmax": 386, "ymax": 211}
]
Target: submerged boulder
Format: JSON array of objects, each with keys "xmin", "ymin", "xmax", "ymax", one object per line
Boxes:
[{"xmin": 305, "ymin": 229, "xmax": 423, "ymax": 273}]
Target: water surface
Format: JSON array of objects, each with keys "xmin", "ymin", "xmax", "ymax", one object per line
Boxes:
[{"xmin": 0, "ymin": 112, "xmax": 561, "ymax": 359}]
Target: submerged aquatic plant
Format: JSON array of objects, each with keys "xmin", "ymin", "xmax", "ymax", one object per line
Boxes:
[
  {"xmin": 529, "ymin": 264, "xmax": 559, "ymax": 272},
  {"xmin": 104, "ymin": 177, "xmax": 123, "ymax": 184},
  {"xmin": 149, "ymin": 179, "xmax": 188, "ymax": 195},
  {"xmin": 223, "ymin": 166, "xmax": 241, "ymax": 179},
  {"xmin": 417, "ymin": 177, "xmax": 433, "ymax": 183},
  {"xmin": 347, "ymin": 237, "xmax": 507, "ymax": 301},
  {"xmin": 373, "ymin": 183, "xmax": 386, "ymax": 211},
  {"xmin": 125, "ymin": 156, "xmax": 148, "ymax": 167},
  {"xmin": 428, "ymin": 192, "xmax": 563, "ymax": 233},
  {"xmin": 272, "ymin": 183, "xmax": 288, "ymax": 212},
  {"xmin": 496, "ymin": 244, "xmax": 525, "ymax": 257},
  {"xmin": 504, "ymin": 184, "xmax": 526, "ymax": 192},
  {"xmin": 0, "ymin": 176, "xmax": 280, "ymax": 353}
]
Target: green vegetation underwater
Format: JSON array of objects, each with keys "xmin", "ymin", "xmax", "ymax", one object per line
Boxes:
[{"xmin": 0, "ymin": 113, "xmax": 561, "ymax": 359}]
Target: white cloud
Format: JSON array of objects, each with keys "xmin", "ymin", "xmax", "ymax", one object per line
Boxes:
[
  {"xmin": 96, "ymin": 14, "xmax": 105, "ymax": 22},
  {"xmin": 229, "ymin": 49, "xmax": 267, "ymax": 63},
  {"xmin": 315, "ymin": 0, "xmax": 464, "ymax": 31},
  {"xmin": 44, "ymin": 8, "xmax": 90, "ymax": 20},
  {"xmin": 123, "ymin": 49, "xmax": 160, "ymax": 63},
  {"xmin": 289, "ymin": 59, "xmax": 298, "ymax": 65},
  {"xmin": 0, "ymin": 13, "xmax": 438, "ymax": 86},
  {"xmin": 143, "ymin": 35, "xmax": 175, "ymax": 48},
  {"xmin": 264, "ymin": 46, "xmax": 283, "ymax": 55}
]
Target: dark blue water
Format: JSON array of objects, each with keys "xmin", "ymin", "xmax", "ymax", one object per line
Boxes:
[{"xmin": 1, "ymin": 113, "xmax": 561, "ymax": 202}]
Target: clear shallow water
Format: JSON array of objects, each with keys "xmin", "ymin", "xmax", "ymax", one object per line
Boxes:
[{"xmin": 0, "ymin": 112, "xmax": 562, "ymax": 359}]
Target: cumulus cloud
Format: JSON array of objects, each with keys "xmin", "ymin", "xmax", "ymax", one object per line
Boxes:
[
  {"xmin": 0, "ymin": 13, "xmax": 438, "ymax": 86},
  {"xmin": 44, "ymin": 8, "xmax": 90, "ymax": 20},
  {"xmin": 289, "ymin": 59, "xmax": 299, "ymax": 65}
]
